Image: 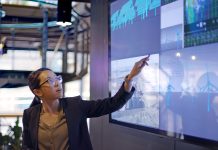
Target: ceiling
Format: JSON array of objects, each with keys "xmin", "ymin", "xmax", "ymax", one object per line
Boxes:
[
  {"xmin": 0, "ymin": 0, "xmax": 91, "ymax": 88},
  {"xmin": 0, "ymin": 0, "xmax": 91, "ymax": 51}
]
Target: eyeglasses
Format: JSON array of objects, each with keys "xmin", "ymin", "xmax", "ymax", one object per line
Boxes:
[{"xmin": 39, "ymin": 75, "xmax": 63, "ymax": 87}]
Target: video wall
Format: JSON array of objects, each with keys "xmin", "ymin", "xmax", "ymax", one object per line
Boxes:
[{"xmin": 110, "ymin": 0, "xmax": 218, "ymax": 145}]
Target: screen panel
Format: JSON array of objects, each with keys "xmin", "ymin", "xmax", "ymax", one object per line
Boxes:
[
  {"xmin": 184, "ymin": 0, "xmax": 218, "ymax": 47},
  {"xmin": 111, "ymin": 55, "xmax": 160, "ymax": 128},
  {"xmin": 110, "ymin": 0, "xmax": 161, "ymax": 60},
  {"xmin": 109, "ymin": 0, "xmax": 218, "ymax": 146}
]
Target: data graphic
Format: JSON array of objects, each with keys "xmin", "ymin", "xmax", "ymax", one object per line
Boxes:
[
  {"xmin": 110, "ymin": 0, "xmax": 160, "ymax": 60},
  {"xmin": 111, "ymin": 0, "xmax": 161, "ymax": 31},
  {"xmin": 184, "ymin": 0, "xmax": 218, "ymax": 47},
  {"xmin": 161, "ymin": 0, "xmax": 177, "ymax": 6}
]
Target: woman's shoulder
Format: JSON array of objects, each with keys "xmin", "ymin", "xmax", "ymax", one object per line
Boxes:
[
  {"xmin": 24, "ymin": 103, "xmax": 41, "ymax": 114},
  {"xmin": 62, "ymin": 95, "xmax": 82, "ymax": 100},
  {"xmin": 59, "ymin": 96, "xmax": 84, "ymax": 110},
  {"xmin": 60, "ymin": 96, "xmax": 82, "ymax": 104}
]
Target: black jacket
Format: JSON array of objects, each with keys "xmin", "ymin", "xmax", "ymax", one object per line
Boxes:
[{"xmin": 22, "ymin": 83, "xmax": 135, "ymax": 150}]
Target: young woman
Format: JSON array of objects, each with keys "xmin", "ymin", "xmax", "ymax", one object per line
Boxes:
[{"xmin": 22, "ymin": 56, "xmax": 149, "ymax": 150}]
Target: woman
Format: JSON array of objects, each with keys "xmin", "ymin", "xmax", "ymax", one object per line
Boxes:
[{"xmin": 22, "ymin": 56, "xmax": 149, "ymax": 150}]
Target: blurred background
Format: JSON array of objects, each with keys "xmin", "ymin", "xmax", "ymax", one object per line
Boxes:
[{"xmin": 0, "ymin": 0, "xmax": 90, "ymax": 147}]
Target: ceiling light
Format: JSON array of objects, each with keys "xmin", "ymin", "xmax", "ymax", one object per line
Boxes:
[{"xmin": 57, "ymin": 0, "xmax": 72, "ymax": 26}]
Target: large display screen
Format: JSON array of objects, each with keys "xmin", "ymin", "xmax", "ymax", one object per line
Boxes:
[{"xmin": 109, "ymin": 0, "xmax": 218, "ymax": 146}]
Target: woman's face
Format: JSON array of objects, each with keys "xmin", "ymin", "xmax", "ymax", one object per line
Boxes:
[{"xmin": 36, "ymin": 70, "xmax": 63, "ymax": 101}]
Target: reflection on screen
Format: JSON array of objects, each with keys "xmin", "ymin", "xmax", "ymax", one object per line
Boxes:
[{"xmin": 110, "ymin": 0, "xmax": 218, "ymax": 143}]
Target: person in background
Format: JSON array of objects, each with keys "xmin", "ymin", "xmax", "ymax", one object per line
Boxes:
[{"xmin": 22, "ymin": 56, "xmax": 150, "ymax": 150}]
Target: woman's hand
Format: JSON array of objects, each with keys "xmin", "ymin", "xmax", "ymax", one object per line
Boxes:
[
  {"xmin": 128, "ymin": 55, "xmax": 150, "ymax": 80},
  {"xmin": 124, "ymin": 55, "xmax": 150, "ymax": 92}
]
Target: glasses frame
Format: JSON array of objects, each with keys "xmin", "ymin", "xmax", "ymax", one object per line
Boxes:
[{"xmin": 39, "ymin": 75, "xmax": 63, "ymax": 87}]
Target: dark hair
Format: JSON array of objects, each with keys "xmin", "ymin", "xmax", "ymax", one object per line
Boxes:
[
  {"xmin": 28, "ymin": 68, "xmax": 52, "ymax": 107},
  {"xmin": 29, "ymin": 96, "xmax": 41, "ymax": 107}
]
